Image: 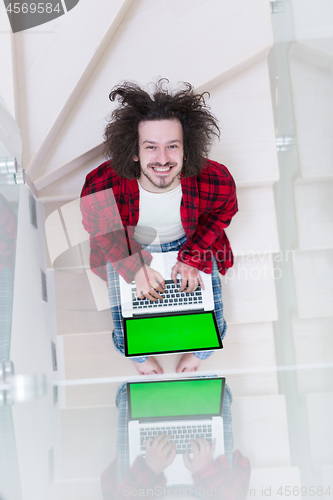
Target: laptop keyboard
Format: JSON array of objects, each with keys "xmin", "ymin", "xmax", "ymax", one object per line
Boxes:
[
  {"xmin": 140, "ymin": 422, "xmax": 213, "ymax": 455},
  {"xmin": 131, "ymin": 279, "xmax": 203, "ymax": 310}
]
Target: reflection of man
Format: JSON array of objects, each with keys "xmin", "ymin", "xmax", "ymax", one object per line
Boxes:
[
  {"xmin": 144, "ymin": 434, "xmax": 218, "ymax": 477},
  {"xmin": 101, "ymin": 383, "xmax": 250, "ymax": 499},
  {"xmin": 81, "ymin": 81, "xmax": 238, "ymax": 374}
]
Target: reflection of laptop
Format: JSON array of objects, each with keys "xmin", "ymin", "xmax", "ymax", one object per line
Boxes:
[
  {"xmin": 119, "ymin": 251, "xmax": 222, "ymax": 357},
  {"xmin": 127, "ymin": 378, "xmax": 225, "ymax": 485}
]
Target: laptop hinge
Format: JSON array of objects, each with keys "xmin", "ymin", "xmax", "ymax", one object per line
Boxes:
[{"xmin": 132, "ymin": 308, "xmax": 205, "ymax": 318}]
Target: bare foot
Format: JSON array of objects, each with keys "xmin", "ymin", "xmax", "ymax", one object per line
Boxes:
[
  {"xmin": 133, "ymin": 356, "xmax": 163, "ymax": 375},
  {"xmin": 176, "ymin": 353, "xmax": 202, "ymax": 373}
]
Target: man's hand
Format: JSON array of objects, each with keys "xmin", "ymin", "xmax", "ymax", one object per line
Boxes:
[
  {"xmin": 145, "ymin": 434, "xmax": 176, "ymax": 475},
  {"xmin": 134, "ymin": 265, "xmax": 165, "ymax": 301},
  {"xmin": 183, "ymin": 438, "xmax": 216, "ymax": 474},
  {"xmin": 171, "ymin": 261, "xmax": 205, "ymax": 293}
]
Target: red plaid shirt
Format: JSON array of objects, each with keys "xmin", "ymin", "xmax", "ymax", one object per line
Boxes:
[
  {"xmin": 101, "ymin": 451, "xmax": 250, "ymax": 499},
  {"xmin": 192, "ymin": 450, "xmax": 251, "ymax": 499},
  {"xmin": 80, "ymin": 159, "xmax": 237, "ymax": 283}
]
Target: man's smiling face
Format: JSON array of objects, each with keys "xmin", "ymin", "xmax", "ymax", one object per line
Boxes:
[{"xmin": 134, "ymin": 118, "xmax": 184, "ymax": 193}]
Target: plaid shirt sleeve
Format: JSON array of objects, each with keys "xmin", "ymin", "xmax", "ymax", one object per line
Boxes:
[
  {"xmin": 80, "ymin": 163, "xmax": 152, "ymax": 283},
  {"xmin": 192, "ymin": 450, "xmax": 251, "ymax": 500},
  {"xmin": 101, "ymin": 457, "xmax": 167, "ymax": 500},
  {"xmin": 179, "ymin": 161, "xmax": 238, "ymax": 274}
]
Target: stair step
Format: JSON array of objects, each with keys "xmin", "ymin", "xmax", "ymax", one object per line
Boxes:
[
  {"xmin": 62, "ymin": 383, "xmax": 119, "ymax": 410},
  {"xmin": 232, "ymin": 395, "xmax": 291, "ymax": 468},
  {"xmin": 222, "ymin": 255, "xmax": 278, "ymax": 324},
  {"xmin": 54, "ymin": 271, "xmax": 112, "ymax": 336},
  {"xmin": 247, "ymin": 467, "xmax": 301, "ymax": 499},
  {"xmin": 321, "ymin": 465, "xmax": 333, "ymax": 490},
  {"xmin": 292, "ymin": 316, "xmax": 333, "ymax": 396},
  {"xmin": 293, "ymin": 249, "xmax": 333, "ymax": 319},
  {"xmin": 294, "ymin": 178, "xmax": 333, "ymax": 251},
  {"xmin": 40, "ymin": 156, "xmax": 105, "ymax": 202},
  {"xmin": 289, "ymin": 42, "xmax": 333, "ymax": 179},
  {"xmin": 226, "ymin": 185, "xmax": 280, "ymax": 256},
  {"xmin": 306, "ymin": 392, "xmax": 333, "ymax": 466},
  {"xmin": 56, "ymin": 479, "xmax": 102, "ymax": 500},
  {"xmin": 60, "ymin": 406, "xmax": 117, "ymax": 479},
  {"xmin": 209, "ymin": 57, "xmax": 279, "ymax": 188}
]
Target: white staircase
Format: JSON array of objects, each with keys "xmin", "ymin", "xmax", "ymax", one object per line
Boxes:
[{"xmin": 1, "ymin": 0, "xmax": 316, "ymax": 498}]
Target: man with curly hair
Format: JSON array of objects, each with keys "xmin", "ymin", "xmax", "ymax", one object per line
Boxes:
[{"xmin": 81, "ymin": 81, "xmax": 238, "ymax": 375}]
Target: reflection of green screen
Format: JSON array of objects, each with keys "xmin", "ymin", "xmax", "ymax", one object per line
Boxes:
[
  {"xmin": 130, "ymin": 379, "xmax": 223, "ymax": 418},
  {"xmin": 125, "ymin": 312, "xmax": 220, "ymax": 356}
]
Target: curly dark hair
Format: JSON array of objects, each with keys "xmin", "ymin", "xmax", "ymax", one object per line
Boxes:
[{"xmin": 103, "ymin": 80, "xmax": 220, "ymax": 179}]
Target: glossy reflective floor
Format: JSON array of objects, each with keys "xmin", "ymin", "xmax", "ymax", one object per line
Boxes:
[{"xmin": 1, "ymin": 2, "xmax": 333, "ymax": 500}]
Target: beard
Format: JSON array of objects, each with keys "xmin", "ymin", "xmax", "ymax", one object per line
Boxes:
[{"xmin": 140, "ymin": 162, "xmax": 181, "ymax": 190}]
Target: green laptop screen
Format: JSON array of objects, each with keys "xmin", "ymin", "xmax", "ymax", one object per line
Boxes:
[
  {"xmin": 125, "ymin": 311, "xmax": 221, "ymax": 356},
  {"xmin": 129, "ymin": 379, "xmax": 223, "ymax": 419}
]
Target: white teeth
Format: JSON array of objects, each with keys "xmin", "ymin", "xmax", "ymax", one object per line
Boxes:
[{"xmin": 153, "ymin": 167, "xmax": 171, "ymax": 171}]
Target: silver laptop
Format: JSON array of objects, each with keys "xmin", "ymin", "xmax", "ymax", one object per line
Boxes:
[
  {"xmin": 119, "ymin": 251, "xmax": 214, "ymax": 318},
  {"xmin": 127, "ymin": 378, "xmax": 225, "ymax": 485}
]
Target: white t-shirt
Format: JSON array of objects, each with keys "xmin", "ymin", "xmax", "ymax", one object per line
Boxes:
[{"xmin": 133, "ymin": 182, "xmax": 186, "ymax": 244}]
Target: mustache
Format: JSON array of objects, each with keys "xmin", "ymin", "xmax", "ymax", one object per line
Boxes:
[{"xmin": 147, "ymin": 162, "xmax": 178, "ymax": 168}]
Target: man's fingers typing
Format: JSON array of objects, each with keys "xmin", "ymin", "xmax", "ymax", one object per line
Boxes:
[
  {"xmin": 155, "ymin": 284, "xmax": 165, "ymax": 294},
  {"xmin": 162, "ymin": 439, "xmax": 175, "ymax": 457},
  {"xmin": 185, "ymin": 275, "xmax": 198, "ymax": 293},
  {"xmin": 150, "ymin": 281, "xmax": 165, "ymax": 295},
  {"xmin": 198, "ymin": 273, "xmax": 205, "ymax": 291},
  {"xmin": 145, "ymin": 437, "xmax": 153, "ymax": 448},
  {"xmin": 135, "ymin": 267, "xmax": 165, "ymax": 301},
  {"xmin": 190, "ymin": 439, "xmax": 200, "ymax": 456},
  {"xmin": 171, "ymin": 266, "xmax": 178, "ymax": 285},
  {"xmin": 166, "ymin": 445, "xmax": 177, "ymax": 466},
  {"xmin": 155, "ymin": 272, "xmax": 165, "ymax": 290},
  {"xmin": 136, "ymin": 284, "xmax": 164, "ymax": 301},
  {"xmin": 151, "ymin": 433, "xmax": 174, "ymax": 451},
  {"xmin": 179, "ymin": 275, "xmax": 188, "ymax": 293},
  {"xmin": 144, "ymin": 288, "xmax": 164, "ymax": 301}
]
